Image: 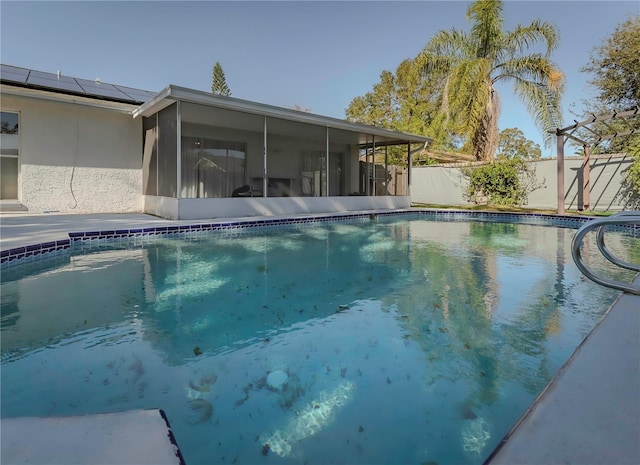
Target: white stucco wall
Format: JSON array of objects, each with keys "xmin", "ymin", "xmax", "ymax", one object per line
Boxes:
[{"xmin": 1, "ymin": 92, "xmax": 143, "ymax": 213}]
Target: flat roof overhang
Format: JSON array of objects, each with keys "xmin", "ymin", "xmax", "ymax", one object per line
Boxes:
[{"xmin": 133, "ymin": 85, "xmax": 432, "ymax": 147}]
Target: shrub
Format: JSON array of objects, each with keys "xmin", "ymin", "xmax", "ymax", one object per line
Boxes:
[{"xmin": 462, "ymin": 158, "xmax": 543, "ymax": 206}]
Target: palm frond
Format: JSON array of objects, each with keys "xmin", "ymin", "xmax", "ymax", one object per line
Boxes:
[
  {"xmin": 413, "ymin": 0, "xmax": 564, "ymax": 159},
  {"xmin": 494, "ymin": 55, "xmax": 564, "ymax": 91},
  {"xmin": 416, "ymin": 29, "xmax": 471, "ymax": 77},
  {"xmin": 512, "ymin": 78, "xmax": 564, "ymax": 147},
  {"xmin": 503, "ymin": 19, "xmax": 560, "ymax": 57},
  {"xmin": 448, "ymin": 59, "xmax": 494, "ymax": 136},
  {"xmin": 467, "ymin": 0, "xmax": 505, "ymax": 59}
]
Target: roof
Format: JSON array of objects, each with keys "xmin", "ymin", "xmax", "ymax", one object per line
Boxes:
[
  {"xmin": 0, "ymin": 64, "xmax": 156, "ymax": 105},
  {"xmin": 134, "ymin": 85, "xmax": 432, "ymax": 146},
  {"xmin": 0, "ymin": 64, "xmax": 431, "ymax": 146}
]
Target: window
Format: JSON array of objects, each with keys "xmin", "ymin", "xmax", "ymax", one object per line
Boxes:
[{"xmin": 1, "ymin": 111, "xmax": 19, "ymax": 199}]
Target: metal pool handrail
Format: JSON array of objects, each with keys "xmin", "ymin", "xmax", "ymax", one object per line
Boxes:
[{"xmin": 571, "ymin": 211, "xmax": 640, "ymax": 295}]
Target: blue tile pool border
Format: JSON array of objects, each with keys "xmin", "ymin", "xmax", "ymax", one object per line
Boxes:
[
  {"xmin": 2, "ymin": 209, "xmax": 637, "ymax": 269},
  {"xmin": 1, "ymin": 239, "xmax": 71, "ymax": 267}
]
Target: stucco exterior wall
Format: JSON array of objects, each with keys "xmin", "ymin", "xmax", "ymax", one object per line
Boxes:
[
  {"xmin": 1, "ymin": 93, "xmax": 143, "ymax": 213},
  {"xmin": 411, "ymin": 155, "xmax": 633, "ymax": 211}
]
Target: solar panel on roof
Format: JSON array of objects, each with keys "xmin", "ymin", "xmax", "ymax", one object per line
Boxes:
[
  {"xmin": 1, "ymin": 63, "xmax": 155, "ymax": 104},
  {"xmin": 112, "ymin": 85, "xmax": 155, "ymax": 103},
  {"xmin": 26, "ymin": 69, "xmax": 86, "ymax": 94},
  {"xmin": 28, "ymin": 69, "xmax": 78, "ymax": 84},
  {"xmin": 0, "ymin": 64, "xmax": 29, "ymax": 84},
  {"xmin": 75, "ymin": 78, "xmax": 132, "ymax": 100},
  {"xmin": 26, "ymin": 75, "xmax": 85, "ymax": 93}
]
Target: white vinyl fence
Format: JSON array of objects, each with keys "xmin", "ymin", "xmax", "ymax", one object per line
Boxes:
[{"xmin": 411, "ymin": 154, "xmax": 633, "ymax": 211}]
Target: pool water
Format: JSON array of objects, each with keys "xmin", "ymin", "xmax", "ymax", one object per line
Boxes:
[{"xmin": 1, "ymin": 217, "xmax": 635, "ymax": 465}]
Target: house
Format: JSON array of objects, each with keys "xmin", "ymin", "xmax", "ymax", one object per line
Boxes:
[{"xmin": 0, "ymin": 64, "xmax": 431, "ymax": 220}]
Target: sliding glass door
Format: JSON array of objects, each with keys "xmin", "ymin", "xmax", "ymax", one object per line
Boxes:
[{"xmin": 181, "ymin": 137, "xmax": 246, "ymax": 198}]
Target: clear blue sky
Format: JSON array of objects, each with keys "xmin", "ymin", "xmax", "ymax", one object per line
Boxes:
[{"xmin": 1, "ymin": 1, "xmax": 638, "ymax": 155}]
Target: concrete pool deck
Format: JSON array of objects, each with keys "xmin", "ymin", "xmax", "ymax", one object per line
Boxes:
[
  {"xmin": 1, "ymin": 409, "xmax": 185, "ymax": 465},
  {"xmin": 0, "ymin": 212, "xmax": 204, "ymax": 250},
  {"xmin": 1, "ymin": 211, "xmax": 638, "ymax": 465},
  {"xmin": 484, "ymin": 276, "xmax": 640, "ymax": 465}
]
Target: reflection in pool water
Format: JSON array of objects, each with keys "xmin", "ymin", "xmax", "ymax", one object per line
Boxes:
[{"xmin": 1, "ymin": 217, "xmax": 635, "ymax": 465}]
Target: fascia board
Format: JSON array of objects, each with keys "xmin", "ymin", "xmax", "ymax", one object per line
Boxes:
[
  {"xmin": 136, "ymin": 85, "xmax": 431, "ymax": 145},
  {"xmin": 0, "ymin": 84, "xmax": 138, "ymax": 113},
  {"xmin": 132, "ymin": 86, "xmax": 174, "ymax": 118}
]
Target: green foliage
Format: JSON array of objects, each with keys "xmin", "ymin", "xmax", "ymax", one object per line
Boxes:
[
  {"xmin": 463, "ymin": 158, "xmax": 542, "ymax": 206},
  {"xmin": 617, "ymin": 136, "xmax": 640, "ymax": 208},
  {"xmin": 346, "ymin": 0, "xmax": 565, "ymax": 161},
  {"xmin": 496, "ymin": 128, "xmax": 542, "ymax": 159},
  {"xmin": 582, "ymin": 15, "xmax": 640, "ymax": 110},
  {"xmin": 415, "ymin": 0, "xmax": 564, "ymax": 160},
  {"xmin": 345, "ymin": 58, "xmax": 454, "ymax": 151},
  {"xmin": 578, "ymin": 15, "xmax": 640, "ymax": 157},
  {"xmin": 211, "ymin": 61, "xmax": 231, "ymax": 96}
]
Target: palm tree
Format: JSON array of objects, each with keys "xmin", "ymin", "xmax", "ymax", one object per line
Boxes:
[{"xmin": 416, "ymin": 0, "xmax": 564, "ymax": 160}]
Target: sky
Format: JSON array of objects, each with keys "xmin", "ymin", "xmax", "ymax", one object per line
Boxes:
[{"xmin": 1, "ymin": 0, "xmax": 638, "ymax": 155}]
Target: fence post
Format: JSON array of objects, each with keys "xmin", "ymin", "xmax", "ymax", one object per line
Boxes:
[
  {"xmin": 557, "ymin": 132, "xmax": 565, "ymax": 214},
  {"xmin": 582, "ymin": 145, "xmax": 591, "ymax": 211}
]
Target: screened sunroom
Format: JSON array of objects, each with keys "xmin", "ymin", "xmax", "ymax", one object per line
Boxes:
[{"xmin": 134, "ymin": 86, "xmax": 430, "ymax": 220}]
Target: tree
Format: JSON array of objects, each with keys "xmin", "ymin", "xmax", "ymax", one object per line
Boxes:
[
  {"xmin": 582, "ymin": 15, "xmax": 640, "ymax": 110},
  {"xmin": 496, "ymin": 128, "xmax": 542, "ymax": 159},
  {"xmin": 415, "ymin": 0, "xmax": 564, "ymax": 161},
  {"xmin": 345, "ymin": 58, "xmax": 456, "ymax": 154},
  {"xmin": 346, "ymin": 59, "xmax": 444, "ymax": 166},
  {"xmin": 579, "ymin": 15, "xmax": 640, "ymax": 154},
  {"xmin": 345, "ymin": 70, "xmax": 398, "ymax": 129},
  {"xmin": 579, "ymin": 16, "xmax": 640, "ymax": 205},
  {"xmin": 211, "ymin": 61, "xmax": 231, "ymax": 96}
]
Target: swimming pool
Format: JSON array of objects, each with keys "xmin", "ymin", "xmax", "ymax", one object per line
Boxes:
[{"xmin": 1, "ymin": 213, "xmax": 636, "ymax": 465}]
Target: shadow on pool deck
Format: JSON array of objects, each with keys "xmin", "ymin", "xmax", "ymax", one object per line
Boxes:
[{"xmin": 1, "ymin": 211, "xmax": 638, "ymax": 464}]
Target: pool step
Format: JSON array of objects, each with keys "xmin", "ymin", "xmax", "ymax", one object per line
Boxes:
[{"xmin": 0, "ymin": 409, "xmax": 185, "ymax": 465}]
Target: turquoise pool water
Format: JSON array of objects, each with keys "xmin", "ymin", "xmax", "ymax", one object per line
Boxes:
[{"xmin": 1, "ymin": 216, "xmax": 634, "ymax": 464}]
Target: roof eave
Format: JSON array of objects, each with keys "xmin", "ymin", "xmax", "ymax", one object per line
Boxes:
[
  {"xmin": 0, "ymin": 83, "xmax": 141, "ymax": 113},
  {"xmin": 133, "ymin": 85, "xmax": 432, "ymax": 145}
]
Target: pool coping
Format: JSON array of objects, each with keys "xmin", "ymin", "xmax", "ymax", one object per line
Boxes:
[
  {"xmin": 0, "ymin": 208, "xmax": 609, "ymax": 269},
  {"xmin": 1, "ymin": 208, "xmax": 639, "ymax": 464},
  {"xmin": 484, "ymin": 274, "xmax": 640, "ymax": 465}
]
